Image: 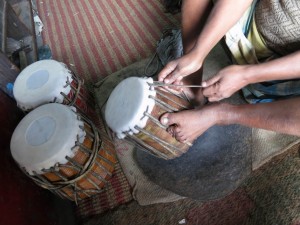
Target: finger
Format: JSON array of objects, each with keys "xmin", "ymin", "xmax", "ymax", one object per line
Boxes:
[
  {"xmin": 158, "ymin": 62, "xmax": 177, "ymax": 82},
  {"xmin": 171, "ymin": 77, "xmax": 184, "ymax": 92},
  {"xmin": 164, "ymin": 71, "xmax": 183, "ymax": 84},
  {"xmin": 202, "ymin": 75, "xmax": 220, "ymax": 87},
  {"xmin": 203, "ymin": 85, "xmax": 218, "ymax": 97},
  {"xmin": 208, "ymin": 96, "xmax": 222, "ymax": 102},
  {"xmin": 173, "ymin": 79, "xmax": 183, "ymax": 85}
]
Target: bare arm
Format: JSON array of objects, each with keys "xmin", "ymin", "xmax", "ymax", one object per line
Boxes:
[
  {"xmin": 203, "ymin": 50, "xmax": 300, "ymax": 101},
  {"xmin": 245, "ymin": 50, "xmax": 300, "ymax": 83},
  {"xmin": 192, "ymin": 0, "xmax": 254, "ymax": 63},
  {"xmin": 159, "ymin": 0, "xmax": 254, "ymax": 83}
]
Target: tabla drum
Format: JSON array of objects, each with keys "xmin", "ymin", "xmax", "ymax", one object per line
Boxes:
[
  {"xmin": 13, "ymin": 59, "xmax": 96, "ymax": 121},
  {"xmin": 105, "ymin": 77, "xmax": 193, "ymax": 160},
  {"xmin": 10, "ymin": 103, "xmax": 117, "ymax": 202}
]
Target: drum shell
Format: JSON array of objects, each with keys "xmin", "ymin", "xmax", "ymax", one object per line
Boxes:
[
  {"xmin": 134, "ymin": 87, "xmax": 193, "ymax": 159},
  {"xmin": 62, "ymin": 77, "xmax": 101, "ymax": 129},
  {"xmin": 13, "ymin": 60, "xmax": 99, "ymax": 129},
  {"xmin": 29, "ymin": 121, "xmax": 117, "ymax": 201}
]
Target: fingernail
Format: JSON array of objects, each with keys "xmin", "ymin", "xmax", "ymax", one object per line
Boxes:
[
  {"xmin": 165, "ymin": 79, "xmax": 169, "ymax": 84},
  {"xmin": 162, "ymin": 117, "xmax": 168, "ymax": 125}
]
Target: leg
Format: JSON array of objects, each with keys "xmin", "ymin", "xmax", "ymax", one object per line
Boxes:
[
  {"xmin": 161, "ymin": 103, "xmax": 222, "ymax": 143},
  {"xmin": 181, "ymin": 0, "xmax": 213, "ymax": 106},
  {"xmin": 181, "ymin": 0, "xmax": 212, "ymax": 52},
  {"xmin": 161, "ymin": 97, "xmax": 300, "ymax": 143}
]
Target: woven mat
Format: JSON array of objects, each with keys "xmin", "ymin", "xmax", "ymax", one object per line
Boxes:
[
  {"xmin": 74, "ymin": 93, "xmax": 134, "ymax": 219},
  {"xmin": 244, "ymin": 143, "xmax": 300, "ymax": 225},
  {"xmin": 83, "ymin": 143, "xmax": 300, "ymax": 225},
  {"xmin": 83, "ymin": 188, "xmax": 254, "ymax": 225},
  {"xmin": 76, "ymin": 162, "xmax": 133, "ymax": 220}
]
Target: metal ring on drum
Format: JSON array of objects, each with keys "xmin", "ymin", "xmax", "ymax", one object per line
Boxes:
[
  {"xmin": 10, "ymin": 103, "xmax": 117, "ymax": 202},
  {"xmin": 104, "ymin": 77, "xmax": 194, "ymax": 160}
]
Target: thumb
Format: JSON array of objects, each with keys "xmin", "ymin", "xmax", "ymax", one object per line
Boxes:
[
  {"xmin": 202, "ymin": 75, "xmax": 220, "ymax": 87},
  {"xmin": 158, "ymin": 61, "xmax": 177, "ymax": 82}
]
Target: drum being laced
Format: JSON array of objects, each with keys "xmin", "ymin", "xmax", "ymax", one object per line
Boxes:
[
  {"xmin": 105, "ymin": 77, "xmax": 194, "ymax": 160},
  {"xmin": 13, "ymin": 59, "xmax": 96, "ymax": 121},
  {"xmin": 10, "ymin": 103, "xmax": 117, "ymax": 202}
]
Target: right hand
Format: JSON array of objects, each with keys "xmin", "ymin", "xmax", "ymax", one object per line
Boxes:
[{"xmin": 202, "ymin": 65, "xmax": 250, "ymax": 102}]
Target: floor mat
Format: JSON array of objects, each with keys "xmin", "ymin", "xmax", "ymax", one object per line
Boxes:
[
  {"xmin": 75, "ymin": 162, "xmax": 133, "ymax": 220},
  {"xmin": 82, "ymin": 143, "xmax": 300, "ymax": 225},
  {"xmin": 37, "ymin": 0, "xmax": 180, "ymax": 84},
  {"xmin": 244, "ymin": 143, "xmax": 300, "ymax": 225}
]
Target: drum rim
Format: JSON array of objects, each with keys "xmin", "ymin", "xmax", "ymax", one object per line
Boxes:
[
  {"xmin": 105, "ymin": 77, "xmax": 156, "ymax": 139},
  {"xmin": 13, "ymin": 60, "xmax": 73, "ymax": 110},
  {"xmin": 10, "ymin": 103, "xmax": 85, "ymax": 175}
]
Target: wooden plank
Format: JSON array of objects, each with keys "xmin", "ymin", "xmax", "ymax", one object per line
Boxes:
[
  {"xmin": 1, "ymin": 1, "xmax": 7, "ymax": 52},
  {"xmin": 9, "ymin": 0, "xmax": 38, "ymax": 64},
  {"xmin": 0, "ymin": 50, "xmax": 19, "ymax": 95},
  {"xmin": 28, "ymin": 0, "xmax": 37, "ymax": 62},
  {"xmin": 6, "ymin": 2, "xmax": 31, "ymax": 41}
]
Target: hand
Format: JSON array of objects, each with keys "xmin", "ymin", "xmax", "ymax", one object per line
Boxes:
[
  {"xmin": 158, "ymin": 51, "xmax": 203, "ymax": 85},
  {"xmin": 202, "ymin": 65, "xmax": 249, "ymax": 102}
]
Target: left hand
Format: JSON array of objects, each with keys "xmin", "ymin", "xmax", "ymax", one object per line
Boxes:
[
  {"xmin": 158, "ymin": 51, "xmax": 203, "ymax": 85},
  {"xmin": 202, "ymin": 65, "xmax": 250, "ymax": 102}
]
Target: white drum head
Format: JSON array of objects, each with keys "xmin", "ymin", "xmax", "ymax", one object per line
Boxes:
[
  {"xmin": 13, "ymin": 59, "xmax": 73, "ymax": 111},
  {"xmin": 10, "ymin": 103, "xmax": 85, "ymax": 175},
  {"xmin": 105, "ymin": 77, "xmax": 156, "ymax": 139}
]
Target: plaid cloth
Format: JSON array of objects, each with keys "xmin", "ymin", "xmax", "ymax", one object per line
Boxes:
[{"xmin": 243, "ymin": 79, "xmax": 300, "ymax": 104}]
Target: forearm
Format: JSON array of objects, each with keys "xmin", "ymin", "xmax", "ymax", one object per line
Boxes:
[
  {"xmin": 243, "ymin": 51, "xmax": 300, "ymax": 84},
  {"xmin": 192, "ymin": 0, "xmax": 254, "ymax": 61},
  {"xmin": 219, "ymin": 98, "xmax": 300, "ymax": 136}
]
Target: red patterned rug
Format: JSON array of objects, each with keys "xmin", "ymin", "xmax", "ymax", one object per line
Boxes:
[{"xmin": 37, "ymin": 0, "xmax": 180, "ymax": 84}]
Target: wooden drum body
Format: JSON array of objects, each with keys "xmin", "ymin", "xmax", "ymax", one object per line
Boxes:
[
  {"xmin": 105, "ymin": 77, "xmax": 193, "ymax": 159},
  {"xmin": 13, "ymin": 59, "xmax": 96, "ymax": 120},
  {"xmin": 10, "ymin": 103, "xmax": 117, "ymax": 201}
]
